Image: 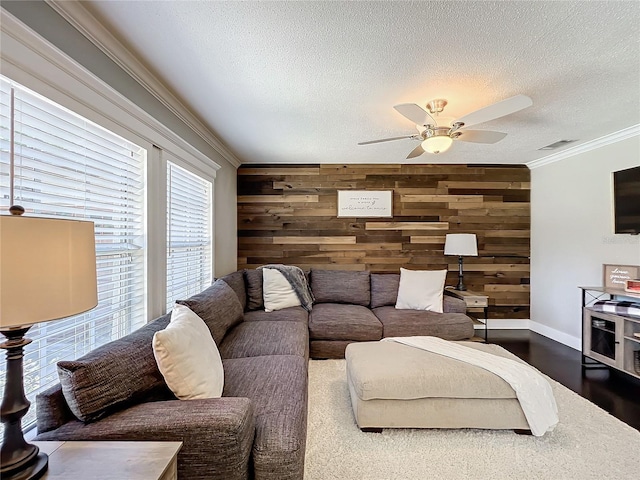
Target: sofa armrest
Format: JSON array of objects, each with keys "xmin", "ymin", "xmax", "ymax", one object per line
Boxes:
[
  {"xmin": 36, "ymin": 397, "xmax": 254, "ymax": 480},
  {"xmin": 36, "ymin": 383, "xmax": 75, "ymax": 433},
  {"xmin": 443, "ymin": 294, "xmax": 467, "ymax": 314}
]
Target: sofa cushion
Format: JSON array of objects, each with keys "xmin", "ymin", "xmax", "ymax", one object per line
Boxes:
[
  {"xmin": 395, "ymin": 268, "xmax": 447, "ymax": 313},
  {"xmin": 370, "ymin": 273, "xmax": 399, "ymax": 308},
  {"xmin": 219, "ymin": 321, "xmax": 308, "ymax": 360},
  {"xmin": 220, "ymin": 270, "xmax": 247, "ymax": 311},
  {"xmin": 244, "ymin": 269, "xmax": 264, "ymax": 310},
  {"xmin": 309, "ymin": 303, "xmax": 382, "ymax": 341},
  {"xmin": 373, "ymin": 306, "xmax": 474, "ymax": 340},
  {"xmin": 222, "ymin": 355, "xmax": 307, "ymax": 480},
  {"xmin": 311, "ymin": 269, "xmax": 370, "ymax": 306},
  {"xmin": 152, "ymin": 304, "xmax": 224, "ymax": 400},
  {"xmin": 243, "ymin": 306, "xmax": 308, "ymax": 324},
  {"xmin": 177, "ymin": 280, "xmax": 243, "ymax": 345},
  {"xmin": 57, "ymin": 314, "xmax": 172, "ymax": 423}
]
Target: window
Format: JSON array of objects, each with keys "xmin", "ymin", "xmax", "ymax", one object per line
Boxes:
[
  {"xmin": 0, "ymin": 75, "xmax": 146, "ymax": 431},
  {"xmin": 166, "ymin": 162, "xmax": 212, "ymax": 310}
]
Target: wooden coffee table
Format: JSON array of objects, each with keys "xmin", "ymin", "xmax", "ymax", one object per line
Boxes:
[{"xmin": 33, "ymin": 441, "xmax": 182, "ymax": 480}]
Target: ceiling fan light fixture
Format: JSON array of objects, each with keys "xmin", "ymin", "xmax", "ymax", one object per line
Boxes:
[{"xmin": 421, "ymin": 127, "xmax": 453, "ymax": 154}]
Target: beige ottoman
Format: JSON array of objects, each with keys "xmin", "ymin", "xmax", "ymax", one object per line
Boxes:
[{"xmin": 345, "ymin": 340, "xmax": 530, "ymax": 432}]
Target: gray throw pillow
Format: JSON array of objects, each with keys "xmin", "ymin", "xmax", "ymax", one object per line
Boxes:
[
  {"xmin": 57, "ymin": 314, "xmax": 171, "ymax": 423},
  {"xmin": 177, "ymin": 279, "xmax": 244, "ymax": 345}
]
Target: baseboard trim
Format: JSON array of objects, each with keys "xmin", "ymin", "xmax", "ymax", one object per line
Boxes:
[
  {"xmin": 482, "ymin": 319, "xmax": 530, "ymax": 330},
  {"xmin": 529, "ymin": 321, "xmax": 581, "ymax": 351}
]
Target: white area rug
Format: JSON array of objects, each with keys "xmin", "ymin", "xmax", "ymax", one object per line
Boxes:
[{"xmin": 305, "ymin": 359, "xmax": 640, "ymax": 480}]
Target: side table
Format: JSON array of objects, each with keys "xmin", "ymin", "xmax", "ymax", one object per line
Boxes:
[
  {"xmin": 445, "ymin": 288, "xmax": 489, "ymax": 342},
  {"xmin": 33, "ymin": 441, "xmax": 182, "ymax": 480}
]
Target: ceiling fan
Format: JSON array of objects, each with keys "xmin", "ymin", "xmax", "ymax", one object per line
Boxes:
[{"xmin": 359, "ymin": 94, "xmax": 533, "ymax": 157}]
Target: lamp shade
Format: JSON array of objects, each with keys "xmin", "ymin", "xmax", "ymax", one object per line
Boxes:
[
  {"xmin": 444, "ymin": 233, "xmax": 478, "ymax": 256},
  {"xmin": 0, "ymin": 215, "xmax": 98, "ymax": 328}
]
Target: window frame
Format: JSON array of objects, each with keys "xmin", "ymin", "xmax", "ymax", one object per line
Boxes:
[
  {"xmin": 1, "ymin": 74, "xmax": 148, "ymax": 433},
  {"xmin": 1, "ymin": 11, "xmax": 218, "ymax": 318},
  {"xmin": 0, "ymin": 11, "xmax": 219, "ymax": 433},
  {"xmin": 166, "ymin": 160, "xmax": 213, "ymax": 311}
]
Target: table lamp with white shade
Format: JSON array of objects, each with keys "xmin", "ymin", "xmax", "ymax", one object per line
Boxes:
[
  {"xmin": 0, "ymin": 208, "xmax": 97, "ymax": 480},
  {"xmin": 444, "ymin": 233, "xmax": 478, "ymax": 291}
]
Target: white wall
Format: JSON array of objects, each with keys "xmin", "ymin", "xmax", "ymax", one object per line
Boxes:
[
  {"xmin": 530, "ymin": 135, "xmax": 640, "ymax": 349},
  {"xmin": 214, "ymin": 165, "xmax": 238, "ymax": 276}
]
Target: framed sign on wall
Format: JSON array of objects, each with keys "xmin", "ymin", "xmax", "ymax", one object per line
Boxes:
[
  {"xmin": 337, "ymin": 190, "xmax": 393, "ymax": 218},
  {"xmin": 603, "ymin": 264, "xmax": 640, "ymax": 289}
]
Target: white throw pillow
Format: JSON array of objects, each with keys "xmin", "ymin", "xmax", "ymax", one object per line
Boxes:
[
  {"xmin": 152, "ymin": 304, "xmax": 224, "ymax": 400},
  {"xmin": 395, "ymin": 268, "xmax": 447, "ymax": 313},
  {"xmin": 262, "ymin": 267, "xmax": 301, "ymax": 312}
]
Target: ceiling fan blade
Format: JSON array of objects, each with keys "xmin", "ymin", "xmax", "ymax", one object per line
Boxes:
[
  {"xmin": 394, "ymin": 103, "xmax": 436, "ymax": 126},
  {"xmin": 455, "ymin": 130, "xmax": 508, "ymax": 144},
  {"xmin": 453, "ymin": 94, "xmax": 532, "ymax": 128},
  {"xmin": 358, "ymin": 135, "xmax": 417, "ymax": 145},
  {"xmin": 406, "ymin": 144, "xmax": 425, "ymax": 159}
]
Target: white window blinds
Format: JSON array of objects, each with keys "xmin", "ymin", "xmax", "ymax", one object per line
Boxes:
[
  {"xmin": 0, "ymin": 75, "xmax": 146, "ymax": 432},
  {"xmin": 166, "ymin": 162, "xmax": 212, "ymax": 310}
]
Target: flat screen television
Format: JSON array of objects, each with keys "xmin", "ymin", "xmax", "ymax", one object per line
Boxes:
[{"xmin": 613, "ymin": 165, "xmax": 640, "ymax": 234}]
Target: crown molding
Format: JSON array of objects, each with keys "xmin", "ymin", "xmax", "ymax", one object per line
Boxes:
[
  {"xmin": 46, "ymin": 0, "xmax": 242, "ymax": 168},
  {"xmin": 1, "ymin": 9, "xmax": 219, "ymax": 179},
  {"xmin": 527, "ymin": 124, "xmax": 640, "ymax": 169}
]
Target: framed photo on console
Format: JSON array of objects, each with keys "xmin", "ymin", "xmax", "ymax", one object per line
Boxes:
[{"xmin": 603, "ymin": 264, "xmax": 640, "ymax": 289}]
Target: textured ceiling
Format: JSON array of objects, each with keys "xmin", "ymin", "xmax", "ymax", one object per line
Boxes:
[{"xmin": 83, "ymin": 0, "xmax": 639, "ymax": 166}]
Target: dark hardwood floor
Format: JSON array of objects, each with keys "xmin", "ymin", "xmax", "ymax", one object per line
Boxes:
[{"xmin": 489, "ymin": 329, "xmax": 640, "ymax": 432}]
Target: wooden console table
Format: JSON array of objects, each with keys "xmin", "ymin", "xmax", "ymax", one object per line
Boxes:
[
  {"xmin": 33, "ymin": 441, "xmax": 182, "ymax": 480},
  {"xmin": 579, "ymin": 286, "xmax": 640, "ymax": 379}
]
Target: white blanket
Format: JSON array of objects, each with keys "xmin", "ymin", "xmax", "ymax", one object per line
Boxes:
[{"xmin": 382, "ymin": 336, "xmax": 558, "ymax": 436}]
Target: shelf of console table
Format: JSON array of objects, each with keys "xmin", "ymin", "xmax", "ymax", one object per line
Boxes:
[
  {"xmin": 579, "ymin": 286, "xmax": 640, "ymax": 302},
  {"xmin": 33, "ymin": 441, "xmax": 182, "ymax": 480}
]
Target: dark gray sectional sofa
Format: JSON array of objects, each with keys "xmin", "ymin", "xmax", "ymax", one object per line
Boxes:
[
  {"xmin": 308, "ymin": 269, "xmax": 473, "ymax": 358},
  {"xmin": 35, "ymin": 268, "xmax": 473, "ymax": 480}
]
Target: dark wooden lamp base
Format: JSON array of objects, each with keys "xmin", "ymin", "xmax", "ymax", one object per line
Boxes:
[
  {"xmin": 455, "ymin": 255, "xmax": 467, "ymax": 291},
  {"xmin": 0, "ymin": 327, "xmax": 48, "ymax": 480}
]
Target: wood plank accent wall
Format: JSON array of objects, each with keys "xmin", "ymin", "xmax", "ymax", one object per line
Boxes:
[{"xmin": 237, "ymin": 164, "xmax": 531, "ymax": 319}]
